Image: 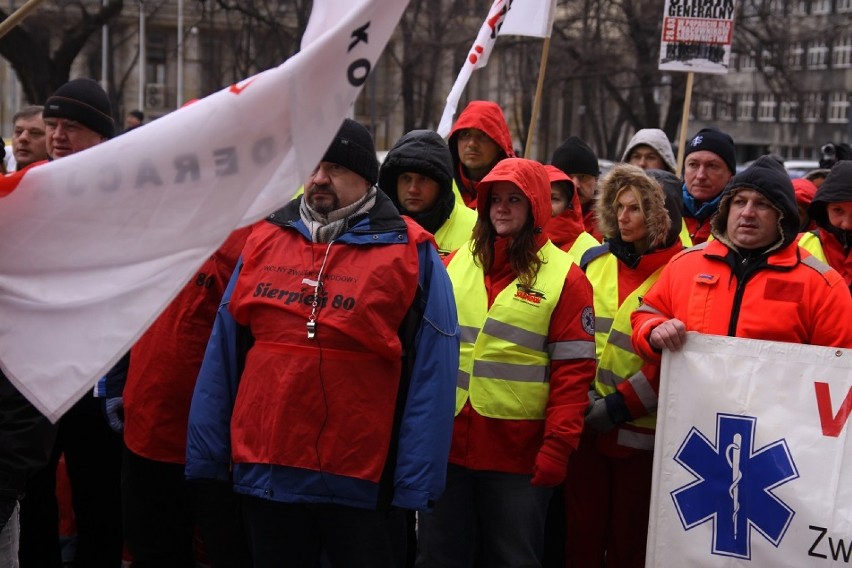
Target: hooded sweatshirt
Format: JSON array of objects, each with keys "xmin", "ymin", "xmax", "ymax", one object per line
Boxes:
[
  {"xmin": 378, "ymin": 130, "xmax": 476, "ymax": 255},
  {"xmin": 543, "ymin": 164, "xmax": 600, "ymax": 258},
  {"xmin": 448, "ymin": 101, "xmax": 516, "ymax": 208},
  {"xmin": 807, "ymin": 161, "xmax": 852, "ymax": 291},
  {"xmin": 444, "ymin": 158, "xmax": 595, "ymax": 474},
  {"xmin": 620, "ymin": 128, "xmax": 677, "ymax": 174}
]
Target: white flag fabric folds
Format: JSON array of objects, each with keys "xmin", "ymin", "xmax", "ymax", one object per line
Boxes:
[
  {"xmin": 435, "ymin": 0, "xmax": 555, "ymax": 137},
  {"xmin": 649, "ymin": 333, "xmax": 852, "ymax": 566},
  {"xmin": 0, "ymin": 0, "xmax": 410, "ymax": 421},
  {"xmin": 500, "ymin": 0, "xmax": 556, "ymax": 38},
  {"xmin": 436, "ymin": 0, "xmax": 510, "ymax": 137}
]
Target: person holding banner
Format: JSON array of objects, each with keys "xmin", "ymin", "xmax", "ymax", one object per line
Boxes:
[
  {"xmin": 563, "ymin": 164, "xmax": 685, "ymax": 568},
  {"xmin": 797, "ymin": 161, "xmax": 852, "ymax": 294},
  {"xmin": 417, "ymin": 158, "xmax": 595, "ymax": 568},
  {"xmin": 448, "ymin": 101, "xmax": 516, "ymax": 208},
  {"xmin": 185, "ymin": 118, "xmax": 459, "ymax": 568},
  {"xmin": 680, "ymin": 127, "xmax": 737, "ymax": 245},
  {"xmin": 632, "ymin": 155, "xmax": 852, "ymax": 363},
  {"xmin": 378, "ymin": 129, "xmax": 477, "ymax": 257}
]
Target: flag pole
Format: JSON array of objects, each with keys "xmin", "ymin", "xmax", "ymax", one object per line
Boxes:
[
  {"xmin": 524, "ymin": 35, "xmax": 551, "ymax": 159},
  {"xmin": 675, "ymin": 71, "xmax": 694, "ymax": 175},
  {"xmin": 0, "ymin": 0, "xmax": 48, "ymax": 39}
]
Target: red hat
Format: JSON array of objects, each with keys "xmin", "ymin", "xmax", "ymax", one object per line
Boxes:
[{"xmin": 792, "ymin": 178, "xmax": 817, "ymax": 208}]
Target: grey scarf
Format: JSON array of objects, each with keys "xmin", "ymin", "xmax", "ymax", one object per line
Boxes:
[{"xmin": 300, "ymin": 186, "xmax": 377, "ymax": 243}]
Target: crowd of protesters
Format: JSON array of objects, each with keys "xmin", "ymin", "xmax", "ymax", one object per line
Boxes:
[{"xmin": 1, "ymin": 85, "xmax": 851, "ymax": 568}]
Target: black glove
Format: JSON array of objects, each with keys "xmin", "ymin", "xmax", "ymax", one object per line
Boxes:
[{"xmin": 585, "ymin": 391, "xmax": 633, "ymax": 433}]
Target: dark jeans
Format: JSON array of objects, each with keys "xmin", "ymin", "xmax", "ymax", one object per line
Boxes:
[
  {"xmin": 416, "ymin": 464, "xmax": 552, "ymax": 568},
  {"xmin": 19, "ymin": 393, "xmax": 123, "ymax": 568},
  {"xmin": 241, "ymin": 495, "xmax": 408, "ymax": 568},
  {"xmin": 122, "ymin": 448, "xmax": 195, "ymax": 568}
]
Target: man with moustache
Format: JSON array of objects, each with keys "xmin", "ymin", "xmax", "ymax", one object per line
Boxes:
[{"xmin": 186, "ymin": 119, "xmax": 459, "ymax": 567}]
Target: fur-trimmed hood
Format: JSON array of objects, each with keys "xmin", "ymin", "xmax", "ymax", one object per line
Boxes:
[
  {"xmin": 620, "ymin": 128, "xmax": 677, "ymax": 174},
  {"xmin": 595, "ymin": 163, "xmax": 674, "ymax": 250}
]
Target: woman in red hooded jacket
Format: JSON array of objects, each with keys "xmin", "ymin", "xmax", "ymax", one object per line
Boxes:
[{"xmin": 417, "ymin": 158, "xmax": 595, "ymax": 567}]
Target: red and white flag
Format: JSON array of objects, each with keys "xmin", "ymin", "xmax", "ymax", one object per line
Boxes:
[
  {"xmin": 0, "ymin": 0, "xmax": 410, "ymax": 421},
  {"xmin": 436, "ymin": 0, "xmax": 556, "ymax": 137}
]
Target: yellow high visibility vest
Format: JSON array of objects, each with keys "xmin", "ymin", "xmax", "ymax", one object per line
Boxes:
[
  {"xmin": 798, "ymin": 231, "xmax": 827, "ymax": 262},
  {"xmin": 566, "ymin": 232, "xmax": 600, "ymax": 265},
  {"xmin": 434, "ymin": 203, "xmax": 477, "ymax": 257},
  {"xmin": 447, "ymin": 241, "xmax": 573, "ymax": 420},
  {"xmin": 585, "ymin": 253, "xmax": 663, "ymax": 434}
]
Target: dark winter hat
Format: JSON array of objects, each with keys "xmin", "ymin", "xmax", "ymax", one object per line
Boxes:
[
  {"xmin": 683, "ymin": 127, "xmax": 736, "ymax": 175},
  {"xmin": 711, "ymin": 155, "xmax": 799, "ymax": 250},
  {"xmin": 321, "ymin": 118, "xmax": 379, "ymax": 185},
  {"xmin": 808, "ymin": 161, "xmax": 852, "ymax": 230},
  {"xmin": 551, "ymin": 136, "xmax": 600, "ymax": 177},
  {"xmin": 43, "ymin": 78, "xmax": 115, "ymax": 139}
]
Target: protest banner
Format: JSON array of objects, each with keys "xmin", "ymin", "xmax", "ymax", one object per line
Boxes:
[
  {"xmin": 648, "ymin": 333, "xmax": 852, "ymax": 566},
  {"xmin": 0, "ymin": 0, "xmax": 410, "ymax": 421}
]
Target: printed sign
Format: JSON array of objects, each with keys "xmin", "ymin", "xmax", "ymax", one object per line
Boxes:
[
  {"xmin": 648, "ymin": 334, "xmax": 852, "ymax": 566},
  {"xmin": 658, "ymin": 0, "xmax": 737, "ymax": 73}
]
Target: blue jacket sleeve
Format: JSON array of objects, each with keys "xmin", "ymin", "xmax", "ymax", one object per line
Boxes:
[
  {"xmin": 392, "ymin": 241, "xmax": 460, "ymax": 510},
  {"xmin": 185, "ymin": 260, "xmax": 243, "ymax": 482}
]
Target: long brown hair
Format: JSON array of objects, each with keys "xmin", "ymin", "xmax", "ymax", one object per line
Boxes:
[{"xmin": 470, "ymin": 208, "xmax": 543, "ymax": 290}]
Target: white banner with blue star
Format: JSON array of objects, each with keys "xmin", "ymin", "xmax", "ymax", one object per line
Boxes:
[{"xmin": 648, "ymin": 333, "xmax": 852, "ymax": 566}]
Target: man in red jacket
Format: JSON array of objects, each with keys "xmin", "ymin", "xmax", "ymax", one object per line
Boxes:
[{"xmin": 632, "ymin": 155, "xmax": 852, "ymax": 362}]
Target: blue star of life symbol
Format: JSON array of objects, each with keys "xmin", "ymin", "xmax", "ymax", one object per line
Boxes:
[{"xmin": 671, "ymin": 413, "xmax": 799, "ymax": 560}]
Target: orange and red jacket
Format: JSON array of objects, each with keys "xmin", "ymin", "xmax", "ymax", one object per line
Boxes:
[{"xmin": 631, "ymin": 239, "xmax": 852, "ymax": 364}]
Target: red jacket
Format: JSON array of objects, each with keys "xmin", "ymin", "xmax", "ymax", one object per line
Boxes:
[
  {"xmin": 631, "ymin": 240, "xmax": 852, "ymax": 364},
  {"xmin": 124, "ymin": 228, "xmax": 250, "ymax": 463},
  {"xmin": 445, "ymin": 158, "xmax": 596, "ymax": 474},
  {"xmin": 683, "ymin": 214, "xmax": 713, "ymax": 245},
  {"xmin": 817, "ymin": 229, "xmax": 852, "ymax": 291}
]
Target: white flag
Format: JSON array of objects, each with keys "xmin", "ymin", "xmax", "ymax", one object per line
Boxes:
[
  {"xmin": 499, "ymin": 0, "xmax": 556, "ymax": 38},
  {"xmin": 436, "ymin": 0, "xmax": 511, "ymax": 137},
  {"xmin": 0, "ymin": 0, "xmax": 410, "ymax": 421},
  {"xmin": 435, "ymin": 0, "xmax": 555, "ymax": 137}
]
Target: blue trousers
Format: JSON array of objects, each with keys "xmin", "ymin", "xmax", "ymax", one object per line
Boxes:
[{"xmin": 416, "ymin": 464, "xmax": 552, "ymax": 568}]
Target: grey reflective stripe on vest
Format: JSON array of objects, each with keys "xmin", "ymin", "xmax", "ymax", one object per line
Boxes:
[
  {"xmin": 457, "ymin": 369, "xmax": 470, "ymax": 390},
  {"xmin": 472, "ymin": 360, "xmax": 550, "ymax": 383},
  {"xmin": 596, "ymin": 316, "xmax": 613, "ymax": 335},
  {"xmin": 482, "ymin": 318, "xmax": 546, "ymax": 352},
  {"xmin": 801, "ymin": 254, "xmax": 832, "ymax": 275},
  {"xmin": 627, "ymin": 370, "xmax": 658, "ymax": 413},
  {"xmin": 548, "ymin": 340, "xmax": 596, "ymax": 361},
  {"xmin": 607, "ymin": 328, "xmax": 635, "ymax": 354},
  {"xmin": 616, "ymin": 428, "xmax": 655, "ymax": 450},
  {"xmin": 459, "ymin": 325, "xmax": 480, "ymax": 344},
  {"xmin": 596, "ymin": 367, "xmax": 620, "ymax": 388},
  {"xmin": 635, "ymin": 303, "xmax": 663, "ymax": 315}
]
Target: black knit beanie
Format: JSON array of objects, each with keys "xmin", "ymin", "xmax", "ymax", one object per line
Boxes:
[
  {"xmin": 551, "ymin": 136, "xmax": 600, "ymax": 177},
  {"xmin": 683, "ymin": 127, "xmax": 736, "ymax": 175},
  {"xmin": 43, "ymin": 78, "xmax": 115, "ymax": 139},
  {"xmin": 321, "ymin": 118, "xmax": 379, "ymax": 185}
]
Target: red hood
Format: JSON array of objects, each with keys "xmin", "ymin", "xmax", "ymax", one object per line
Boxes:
[
  {"xmin": 476, "ymin": 158, "xmax": 551, "ymax": 233},
  {"xmin": 448, "ymin": 101, "xmax": 515, "ymax": 164},
  {"xmin": 543, "ymin": 165, "xmax": 586, "ymax": 249}
]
